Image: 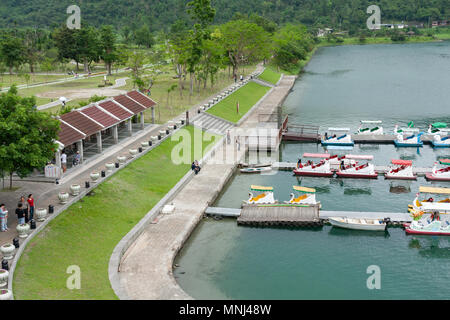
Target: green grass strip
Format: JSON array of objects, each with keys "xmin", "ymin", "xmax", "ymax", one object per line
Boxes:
[
  {"xmin": 258, "ymin": 68, "xmax": 281, "ymax": 85},
  {"xmin": 13, "ymin": 126, "xmax": 220, "ymax": 300},
  {"xmin": 206, "ymin": 82, "xmax": 270, "ymax": 123}
]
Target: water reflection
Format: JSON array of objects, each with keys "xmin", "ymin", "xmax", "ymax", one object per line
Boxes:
[
  {"xmin": 389, "ymin": 181, "xmax": 412, "ymax": 194},
  {"xmin": 328, "ymin": 227, "xmax": 390, "ymax": 238},
  {"xmin": 343, "ymin": 187, "xmax": 372, "ymax": 196},
  {"xmin": 409, "ymin": 237, "xmax": 450, "ymax": 259}
]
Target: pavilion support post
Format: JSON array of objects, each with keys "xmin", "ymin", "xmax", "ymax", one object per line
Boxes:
[
  {"xmin": 151, "ymin": 107, "xmax": 155, "ymax": 124},
  {"xmin": 55, "ymin": 150, "xmax": 62, "ymax": 170},
  {"xmin": 140, "ymin": 112, "xmax": 145, "ymax": 130},
  {"xmin": 127, "ymin": 118, "xmax": 133, "ymax": 135},
  {"xmin": 76, "ymin": 140, "xmax": 84, "ymax": 164},
  {"xmin": 113, "ymin": 125, "xmax": 119, "ymax": 144},
  {"xmin": 96, "ymin": 132, "xmax": 103, "ymax": 153}
]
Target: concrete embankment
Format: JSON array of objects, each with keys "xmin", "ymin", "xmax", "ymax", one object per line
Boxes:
[{"xmin": 110, "ymin": 75, "xmax": 297, "ymax": 300}]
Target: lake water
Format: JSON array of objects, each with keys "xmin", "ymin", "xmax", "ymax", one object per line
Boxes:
[{"xmin": 175, "ymin": 42, "xmax": 450, "ymax": 300}]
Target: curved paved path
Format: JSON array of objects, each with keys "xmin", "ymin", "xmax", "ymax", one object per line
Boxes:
[{"xmin": 115, "ymin": 73, "xmax": 297, "ymax": 300}]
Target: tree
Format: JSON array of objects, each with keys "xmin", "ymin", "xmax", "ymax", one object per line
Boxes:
[
  {"xmin": 75, "ymin": 26, "xmax": 101, "ymax": 73},
  {"xmin": 134, "ymin": 25, "xmax": 154, "ymax": 48},
  {"xmin": 0, "ymin": 86, "xmax": 60, "ymax": 189},
  {"xmin": 168, "ymin": 20, "xmax": 190, "ymax": 97},
  {"xmin": 53, "ymin": 26, "xmax": 80, "ymax": 70},
  {"xmin": 99, "ymin": 25, "xmax": 118, "ymax": 75},
  {"xmin": 0, "ymin": 36, "xmax": 26, "ymax": 74},
  {"xmin": 220, "ymin": 20, "xmax": 270, "ymax": 78}
]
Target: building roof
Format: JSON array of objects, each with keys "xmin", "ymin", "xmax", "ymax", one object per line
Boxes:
[
  {"xmin": 98, "ymin": 101, "xmax": 133, "ymax": 121},
  {"xmin": 80, "ymin": 105, "xmax": 119, "ymax": 129},
  {"xmin": 58, "ymin": 121, "xmax": 85, "ymax": 147},
  {"xmin": 114, "ymin": 95, "xmax": 146, "ymax": 114},
  {"xmin": 60, "ymin": 111, "xmax": 104, "ymax": 137},
  {"xmin": 126, "ymin": 91, "xmax": 157, "ymax": 109}
]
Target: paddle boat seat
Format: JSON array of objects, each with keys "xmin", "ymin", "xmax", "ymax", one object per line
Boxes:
[
  {"xmin": 250, "ymin": 193, "xmax": 266, "ymax": 202},
  {"xmin": 337, "ymin": 134, "xmax": 347, "ymax": 140},
  {"xmin": 293, "ymin": 194, "xmax": 308, "ymax": 202}
]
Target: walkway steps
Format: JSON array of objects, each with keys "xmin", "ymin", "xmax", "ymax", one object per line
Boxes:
[{"xmin": 192, "ymin": 112, "xmax": 235, "ymax": 135}]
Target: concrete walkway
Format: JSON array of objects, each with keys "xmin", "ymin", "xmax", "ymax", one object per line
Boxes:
[{"xmin": 115, "ymin": 72, "xmax": 297, "ymax": 300}]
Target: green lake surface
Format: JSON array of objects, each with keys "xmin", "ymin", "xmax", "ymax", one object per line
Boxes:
[{"xmin": 174, "ymin": 42, "xmax": 450, "ymax": 300}]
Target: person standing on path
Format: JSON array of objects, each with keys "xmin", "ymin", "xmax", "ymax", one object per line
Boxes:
[
  {"xmin": 235, "ymin": 136, "xmax": 241, "ymax": 151},
  {"xmin": 227, "ymin": 130, "xmax": 231, "ymax": 144},
  {"xmin": 61, "ymin": 151, "xmax": 67, "ymax": 173},
  {"xmin": 27, "ymin": 194, "xmax": 35, "ymax": 222},
  {"xmin": 0, "ymin": 204, "xmax": 8, "ymax": 232},
  {"xmin": 20, "ymin": 196, "xmax": 29, "ymax": 223},
  {"xmin": 16, "ymin": 203, "xmax": 26, "ymax": 225}
]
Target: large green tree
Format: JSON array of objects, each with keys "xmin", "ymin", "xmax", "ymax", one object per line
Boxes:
[
  {"xmin": 0, "ymin": 86, "xmax": 60, "ymax": 189},
  {"xmin": 99, "ymin": 25, "xmax": 118, "ymax": 75},
  {"xmin": 0, "ymin": 36, "xmax": 25, "ymax": 74}
]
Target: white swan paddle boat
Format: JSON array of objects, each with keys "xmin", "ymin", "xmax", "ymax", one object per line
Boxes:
[
  {"xmin": 410, "ymin": 187, "xmax": 450, "ymax": 214},
  {"xmin": 393, "ymin": 126, "xmax": 424, "ymax": 147},
  {"xmin": 426, "ymin": 162, "xmax": 450, "ymax": 181},
  {"xmin": 246, "ymin": 185, "xmax": 277, "ymax": 205},
  {"xmin": 321, "ymin": 128, "xmax": 354, "ymax": 147},
  {"xmin": 404, "ymin": 218, "xmax": 450, "ymax": 236},
  {"xmin": 428, "ymin": 123, "xmax": 450, "ymax": 136},
  {"xmin": 356, "ymin": 120, "xmax": 383, "ymax": 135},
  {"xmin": 432, "ymin": 134, "xmax": 450, "ymax": 148},
  {"xmin": 294, "ymin": 158, "xmax": 334, "ymax": 177},
  {"xmin": 336, "ymin": 161, "xmax": 378, "ymax": 179},
  {"xmin": 385, "ymin": 159, "xmax": 417, "ymax": 180},
  {"xmin": 329, "ymin": 217, "xmax": 388, "ymax": 231},
  {"xmin": 285, "ymin": 186, "xmax": 320, "ymax": 206}
]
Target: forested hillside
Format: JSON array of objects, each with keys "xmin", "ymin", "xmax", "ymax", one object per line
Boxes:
[{"xmin": 1, "ymin": 0, "xmax": 449, "ymax": 31}]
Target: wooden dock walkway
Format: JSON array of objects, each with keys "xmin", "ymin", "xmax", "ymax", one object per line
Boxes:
[
  {"xmin": 206, "ymin": 207, "xmax": 414, "ymax": 226},
  {"xmin": 237, "ymin": 204, "xmax": 322, "ymax": 227}
]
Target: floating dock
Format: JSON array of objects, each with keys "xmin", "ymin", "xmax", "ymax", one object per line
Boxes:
[
  {"xmin": 237, "ymin": 204, "xmax": 322, "ymax": 227},
  {"xmin": 206, "ymin": 207, "xmax": 414, "ymax": 226}
]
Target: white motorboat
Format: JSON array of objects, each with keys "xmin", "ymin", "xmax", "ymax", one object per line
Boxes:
[
  {"xmin": 285, "ymin": 186, "xmax": 319, "ymax": 206},
  {"xmin": 385, "ymin": 159, "xmax": 417, "ymax": 180},
  {"xmin": 356, "ymin": 120, "xmax": 383, "ymax": 135},
  {"xmin": 328, "ymin": 217, "xmax": 388, "ymax": 231},
  {"xmin": 246, "ymin": 185, "xmax": 277, "ymax": 205},
  {"xmin": 321, "ymin": 128, "xmax": 354, "ymax": 146}
]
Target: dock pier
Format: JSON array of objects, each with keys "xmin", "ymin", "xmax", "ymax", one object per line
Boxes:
[{"xmin": 206, "ymin": 206, "xmax": 413, "ymax": 226}]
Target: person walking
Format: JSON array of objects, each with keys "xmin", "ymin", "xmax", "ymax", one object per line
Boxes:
[
  {"xmin": 20, "ymin": 196, "xmax": 29, "ymax": 223},
  {"xmin": 61, "ymin": 151, "xmax": 67, "ymax": 173},
  {"xmin": 73, "ymin": 151, "xmax": 81, "ymax": 166},
  {"xmin": 16, "ymin": 203, "xmax": 26, "ymax": 225},
  {"xmin": 0, "ymin": 204, "xmax": 8, "ymax": 232},
  {"xmin": 27, "ymin": 194, "xmax": 35, "ymax": 222}
]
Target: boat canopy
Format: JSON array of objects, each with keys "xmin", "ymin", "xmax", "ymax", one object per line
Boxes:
[
  {"xmin": 346, "ymin": 154, "xmax": 374, "ymax": 160},
  {"xmin": 419, "ymin": 186, "xmax": 450, "ymax": 195},
  {"xmin": 400, "ymin": 128, "xmax": 420, "ymax": 133},
  {"xmin": 293, "ymin": 186, "xmax": 316, "ymax": 193},
  {"xmin": 328, "ymin": 127, "xmax": 350, "ymax": 132},
  {"xmin": 432, "ymin": 122, "xmax": 447, "ymax": 129},
  {"xmin": 439, "ymin": 159, "xmax": 450, "ymax": 166},
  {"xmin": 361, "ymin": 120, "xmax": 382, "ymax": 124},
  {"xmin": 303, "ymin": 153, "xmax": 330, "ymax": 159},
  {"xmin": 392, "ymin": 159, "xmax": 413, "ymax": 166},
  {"xmin": 251, "ymin": 185, "xmax": 274, "ymax": 192}
]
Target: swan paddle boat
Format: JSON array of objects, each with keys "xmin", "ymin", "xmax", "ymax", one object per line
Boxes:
[
  {"xmin": 328, "ymin": 217, "xmax": 388, "ymax": 231},
  {"xmin": 410, "ymin": 187, "xmax": 450, "ymax": 214},
  {"xmin": 285, "ymin": 186, "xmax": 319, "ymax": 206},
  {"xmin": 431, "ymin": 134, "xmax": 450, "ymax": 148},
  {"xmin": 385, "ymin": 159, "xmax": 417, "ymax": 180},
  {"xmin": 356, "ymin": 120, "xmax": 383, "ymax": 135},
  {"xmin": 294, "ymin": 155, "xmax": 334, "ymax": 177},
  {"xmin": 321, "ymin": 128, "xmax": 354, "ymax": 147},
  {"xmin": 393, "ymin": 125, "xmax": 424, "ymax": 147},
  {"xmin": 404, "ymin": 217, "xmax": 450, "ymax": 236},
  {"xmin": 428, "ymin": 122, "xmax": 449, "ymax": 135},
  {"xmin": 426, "ymin": 162, "xmax": 450, "ymax": 181},
  {"xmin": 246, "ymin": 185, "xmax": 277, "ymax": 205},
  {"xmin": 336, "ymin": 161, "xmax": 378, "ymax": 179}
]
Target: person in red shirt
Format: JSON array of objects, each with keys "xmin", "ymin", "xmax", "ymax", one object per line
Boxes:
[{"xmin": 27, "ymin": 194, "xmax": 35, "ymax": 222}]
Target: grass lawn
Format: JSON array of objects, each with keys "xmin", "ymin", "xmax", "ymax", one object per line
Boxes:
[
  {"xmin": 258, "ymin": 68, "xmax": 281, "ymax": 85},
  {"xmin": 13, "ymin": 125, "xmax": 220, "ymax": 300},
  {"xmin": 206, "ymin": 81, "xmax": 270, "ymax": 123}
]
